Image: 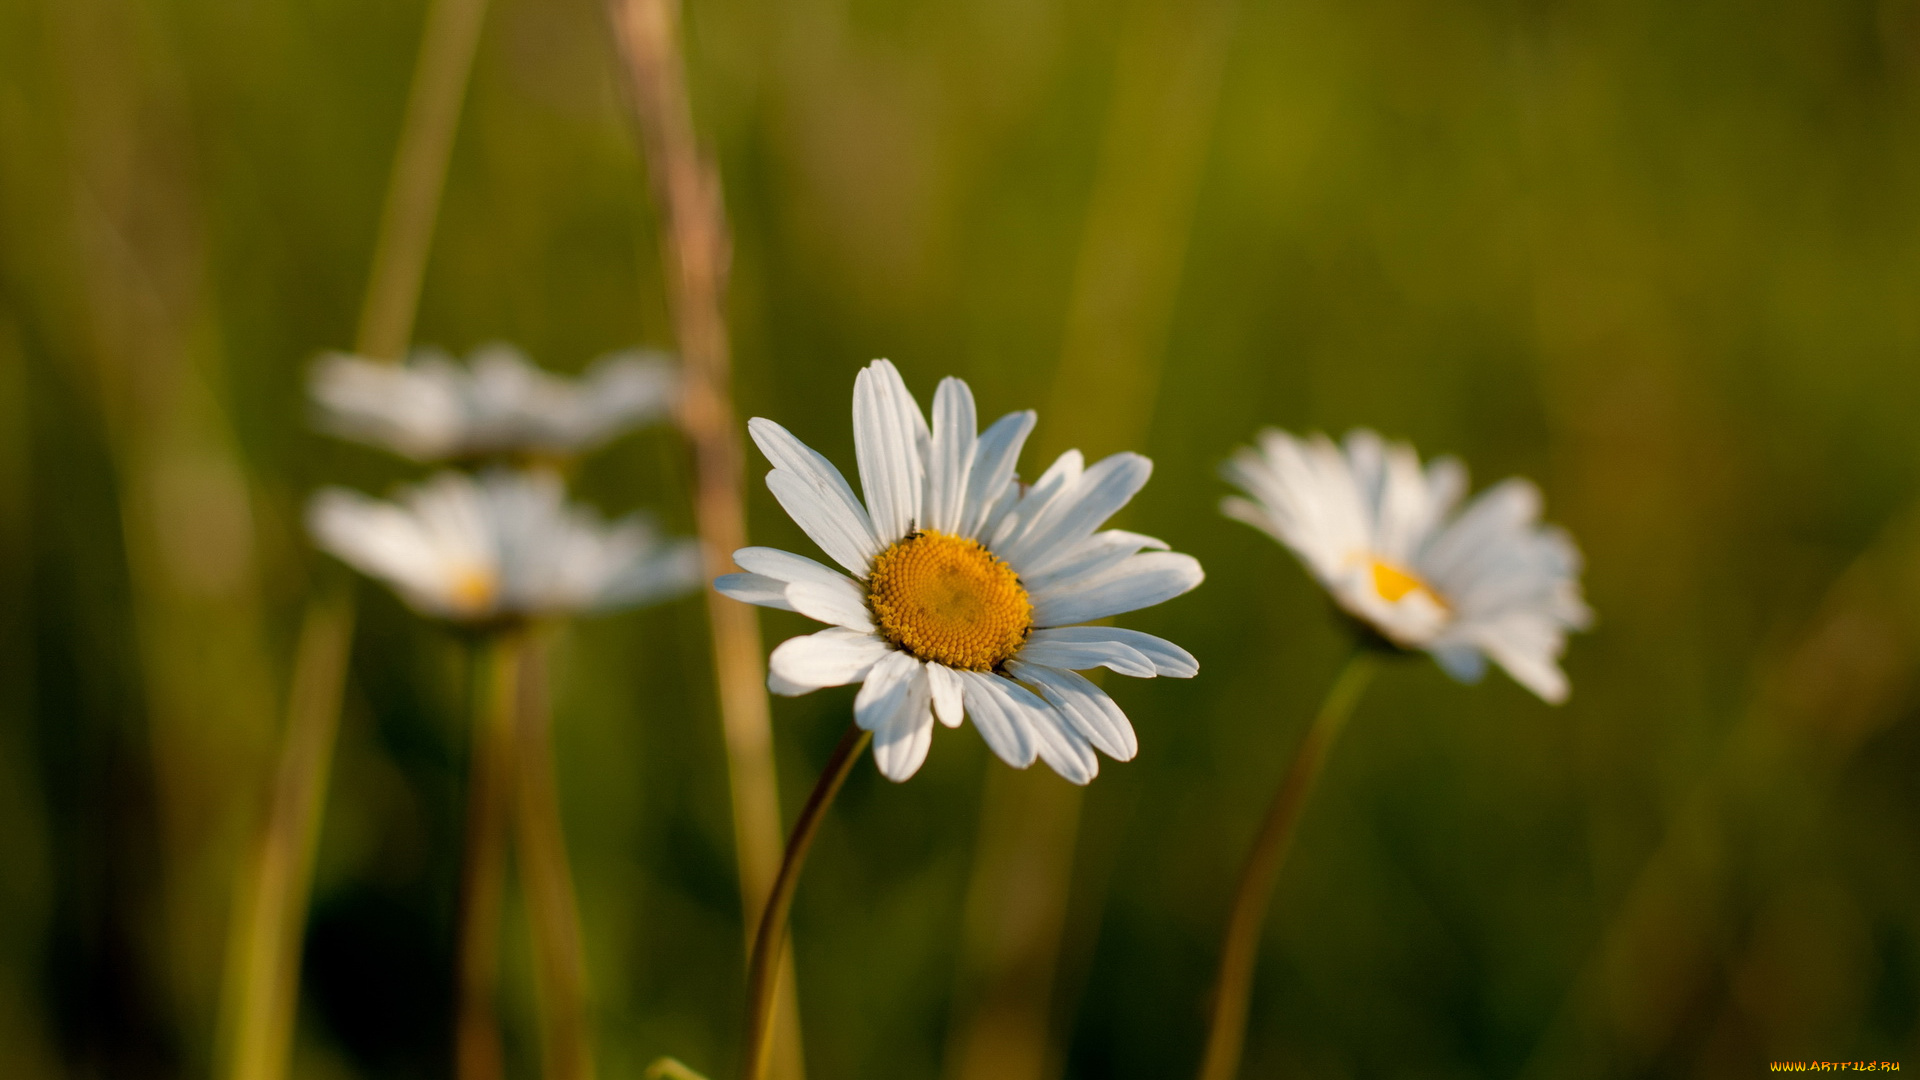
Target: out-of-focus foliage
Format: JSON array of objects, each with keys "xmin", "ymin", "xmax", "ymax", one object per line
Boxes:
[{"xmin": 3, "ymin": 0, "xmax": 1920, "ymax": 1076}]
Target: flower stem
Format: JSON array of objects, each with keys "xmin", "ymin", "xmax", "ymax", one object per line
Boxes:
[
  {"xmin": 456, "ymin": 631, "xmax": 521, "ymax": 1080},
  {"xmin": 513, "ymin": 630, "xmax": 598, "ymax": 1080},
  {"xmin": 741, "ymin": 723, "xmax": 871, "ymax": 1080},
  {"xmin": 1197, "ymin": 651, "xmax": 1377, "ymax": 1080}
]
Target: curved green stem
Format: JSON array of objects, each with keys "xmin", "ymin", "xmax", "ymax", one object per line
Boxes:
[
  {"xmin": 1197, "ymin": 651, "xmax": 1377, "ymax": 1080},
  {"xmin": 741, "ymin": 723, "xmax": 871, "ymax": 1080}
]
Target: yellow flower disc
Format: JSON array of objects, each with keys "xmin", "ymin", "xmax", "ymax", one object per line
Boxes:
[
  {"xmin": 868, "ymin": 530, "xmax": 1032, "ymax": 671},
  {"xmin": 449, "ymin": 564, "xmax": 500, "ymax": 615},
  {"xmin": 1369, "ymin": 558, "xmax": 1446, "ymax": 609}
]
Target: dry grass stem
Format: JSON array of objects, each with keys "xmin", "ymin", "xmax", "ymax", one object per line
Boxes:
[{"xmin": 605, "ymin": 2, "xmax": 805, "ymax": 1076}]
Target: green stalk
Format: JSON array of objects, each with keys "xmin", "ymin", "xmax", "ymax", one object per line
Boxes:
[
  {"xmin": 1197, "ymin": 652, "xmax": 1377, "ymax": 1080},
  {"xmin": 514, "ymin": 630, "xmax": 598, "ymax": 1080},
  {"xmin": 740, "ymin": 724, "xmax": 871, "ymax": 1080}
]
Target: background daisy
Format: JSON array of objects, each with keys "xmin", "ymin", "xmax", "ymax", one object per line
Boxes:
[
  {"xmin": 1222, "ymin": 427, "xmax": 1592, "ymax": 702},
  {"xmin": 311, "ymin": 344, "xmax": 678, "ymax": 462},
  {"xmin": 309, "ymin": 469, "xmax": 700, "ymax": 623}
]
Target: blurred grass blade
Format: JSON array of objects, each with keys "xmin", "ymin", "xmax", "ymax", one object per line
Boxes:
[
  {"xmin": 358, "ymin": 0, "xmax": 494, "ymax": 362},
  {"xmin": 514, "ymin": 630, "xmax": 598, "ymax": 1080},
  {"xmin": 946, "ymin": 2, "xmax": 1236, "ymax": 1078},
  {"xmin": 604, "ymin": 2, "xmax": 806, "ymax": 1077},
  {"xmin": 219, "ymin": 594, "xmax": 353, "ymax": 1080},
  {"xmin": 219, "ymin": 0, "xmax": 491, "ymax": 1072}
]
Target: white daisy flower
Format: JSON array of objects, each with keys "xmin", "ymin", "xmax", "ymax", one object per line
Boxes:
[
  {"xmin": 310, "ymin": 343, "xmax": 678, "ymax": 461},
  {"xmin": 309, "ymin": 469, "xmax": 700, "ymax": 623},
  {"xmin": 1221, "ymin": 428, "xmax": 1592, "ymax": 703},
  {"xmin": 715, "ymin": 360, "xmax": 1204, "ymax": 784}
]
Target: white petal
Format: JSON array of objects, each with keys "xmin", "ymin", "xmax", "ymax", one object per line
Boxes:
[
  {"xmin": 733, "ymin": 546, "xmax": 860, "ymax": 590},
  {"xmin": 925, "ymin": 663, "xmax": 965, "ymax": 728},
  {"xmin": 1025, "ymin": 626, "xmax": 1198, "ymax": 678},
  {"xmin": 1429, "ymin": 642, "xmax": 1487, "ymax": 684},
  {"xmin": 955, "ymin": 669, "xmax": 1035, "ymax": 768},
  {"xmin": 872, "ymin": 704, "xmax": 935, "ymax": 782},
  {"xmin": 1030, "ymin": 552, "xmax": 1204, "ymax": 626},
  {"xmin": 596, "ymin": 535, "xmax": 702, "ymax": 610},
  {"xmin": 767, "ymin": 628, "xmax": 892, "ymax": 694},
  {"xmin": 765, "ymin": 470, "xmax": 880, "ymax": 577},
  {"xmin": 786, "ymin": 579, "xmax": 875, "ymax": 632},
  {"xmin": 750, "ymin": 418, "xmax": 881, "ymax": 572},
  {"xmin": 978, "ymin": 672, "xmax": 1096, "ymax": 783},
  {"xmin": 852, "ymin": 360, "xmax": 925, "ymax": 542},
  {"xmin": 1470, "ymin": 616, "xmax": 1572, "ymax": 704},
  {"xmin": 860, "ymin": 655, "xmax": 935, "ymax": 781},
  {"xmin": 768, "ymin": 669, "xmax": 812, "ymax": 696},
  {"xmin": 714, "ymin": 572, "xmax": 798, "ymax": 612},
  {"xmin": 1006, "ymin": 660, "xmax": 1138, "ymax": 761},
  {"xmin": 925, "ymin": 378, "xmax": 978, "ymax": 534},
  {"xmin": 990, "ymin": 450, "xmax": 1083, "ymax": 551},
  {"xmin": 961, "ymin": 410, "xmax": 1036, "ymax": 538},
  {"xmin": 1000, "ymin": 675, "xmax": 1100, "ymax": 784},
  {"xmin": 1020, "ymin": 529, "xmax": 1170, "ymax": 595},
  {"xmin": 1014, "ymin": 637, "xmax": 1156, "ymax": 677},
  {"xmin": 1000, "ymin": 453, "xmax": 1153, "ymax": 575}
]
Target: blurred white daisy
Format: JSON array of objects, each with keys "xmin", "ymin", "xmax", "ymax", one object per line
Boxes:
[
  {"xmin": 1221, "ymin": 428, "xmax": 1591, "ymax": 703},
  {"xmin": 311, "ymin": 343, "xmax": 677, "ymax": 461},
  {"xmin": 716, "ymin": 360, "xmax": 1203, "ymax": 784},
  {"xmin": 309, "ymin": 469, "xmax": 700, "ymax": 623}
]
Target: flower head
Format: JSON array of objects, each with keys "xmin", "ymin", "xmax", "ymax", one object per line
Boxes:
[
  {"xmin": 309, "ymin": 469, "xmax": 700, "ymax": 623},
  {"xmin": 311, "ymin": 344, "xmax": 677, "ymax": 462},
  {"xmin": 717, "ymin": 360, "xmax": 1203, "ymax": 784},
  {"xmin": 1221, "ymin": 428, "xmax": 1591, "ymax": 702}
]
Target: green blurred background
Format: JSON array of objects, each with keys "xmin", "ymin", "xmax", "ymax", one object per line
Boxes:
[{"xmin": 4, "ymin": 0, "xmax": 1920, "ymax": 1076}]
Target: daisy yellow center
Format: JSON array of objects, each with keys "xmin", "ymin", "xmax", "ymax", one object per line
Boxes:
[
  {"xmin": 1369, "ymin": 558, "xmax": 1446, "ymax": 609},
  {"xmin": 449, "ymin": 565, "xmax": 499, "ymax": 614},
  {"xmin": 867, "ymin": 530, "xmax": 1032, "ymax": 671}
]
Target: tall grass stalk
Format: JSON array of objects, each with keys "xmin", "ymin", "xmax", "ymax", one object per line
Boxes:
[
  {"xmin": 514, "ymin": 632, "xmax": 598, "ymax": 1080},
  {"xmin": 606, "ymin": 2, "xmax": 806, "ymax": 1076},
  {"xmin": 220, "ymin": 0, "xmax": 490, "ymax": 1074},
  {"xmin": 1196, "ymin": 652, "xmax": 1375, "ymax": 1080}
]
